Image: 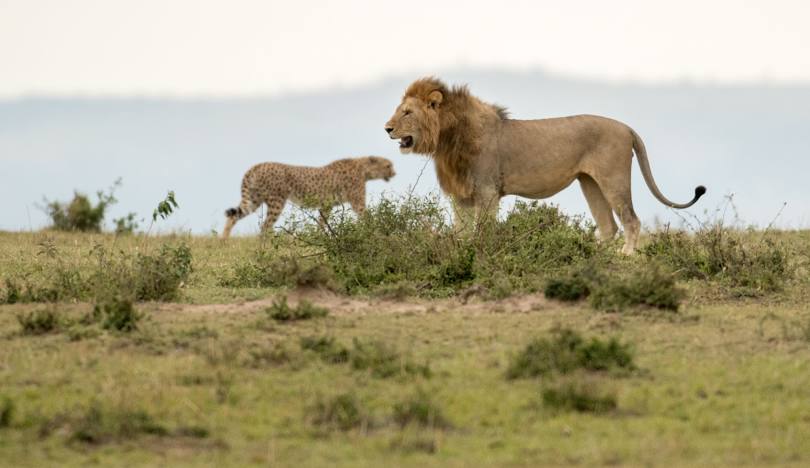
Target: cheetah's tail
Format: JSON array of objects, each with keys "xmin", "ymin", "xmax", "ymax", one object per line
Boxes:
[{"xmin": 225, "ymin": 198, "xmax": 256, "ymax": 219}]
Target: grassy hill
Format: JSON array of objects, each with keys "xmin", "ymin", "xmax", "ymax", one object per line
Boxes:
[{"xmin": 1, "ymin": 197, "xmax": 809, "ymax": 466}]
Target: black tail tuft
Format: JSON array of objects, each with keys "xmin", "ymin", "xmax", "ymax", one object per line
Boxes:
[
  {"xmin": 695, "ymin": 185, "xmax": 707, "ymax": 199},
  {"xmin": 225, "ymin": 207, "xmax": 240, "ymax": 218}
]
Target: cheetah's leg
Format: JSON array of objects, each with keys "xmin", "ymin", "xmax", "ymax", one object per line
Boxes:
[
  {"xmin": 347, "ymin": 185, "xmax": 366, "ymax": 217},
  {"xmin": 260, "ymin": 196, "xmax": 286, "ymax": 234},
  {"xmin": 318, "ymin": 207, "xmax": 333, "ymax": 231},
  {"xmin": 222, "ymin": 198, "xmax": 258, "ymax": 239}
]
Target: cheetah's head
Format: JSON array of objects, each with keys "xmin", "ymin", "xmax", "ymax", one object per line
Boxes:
[{"xmin": 362, "ymin": 156, "xmax": 396, "ymax": 182}]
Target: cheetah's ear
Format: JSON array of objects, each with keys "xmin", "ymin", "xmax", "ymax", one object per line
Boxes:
[{"xmin": 427, "ymin": 90, "xmax": 443, "ymax": 109}]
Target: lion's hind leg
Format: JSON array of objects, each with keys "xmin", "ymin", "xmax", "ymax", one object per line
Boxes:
[
  {"xmin": 597, "ymin": 176, "xmax": 641, "ymax": 255},
  {"xmin": 578, "ymin": 174, "xmax": 618, "ymax": 243}
]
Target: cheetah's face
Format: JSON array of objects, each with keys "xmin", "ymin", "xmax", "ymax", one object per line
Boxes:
[{"xmin": 364, "ymin": 157, "xmax": 396, "ymax": 182}]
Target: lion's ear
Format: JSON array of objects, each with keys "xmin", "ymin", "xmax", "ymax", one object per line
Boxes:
[{"xmin": 427, "ymin": 90, "xmax": 443, "ymax": 109}]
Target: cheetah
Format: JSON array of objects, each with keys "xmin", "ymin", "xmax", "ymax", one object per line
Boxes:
[{"xmin": 222, "ymin": 156, "xmax": 396, "ymax": 238}]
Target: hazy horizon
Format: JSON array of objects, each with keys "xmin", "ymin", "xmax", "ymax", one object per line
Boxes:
[{"xmin": 3, "ymin": 67, "xmax": 808, "ymax": 235}]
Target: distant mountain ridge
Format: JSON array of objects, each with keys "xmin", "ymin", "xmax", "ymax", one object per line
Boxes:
[{"xmin": 2, "ymin": 68, "xmax": 809, "ymax": 234}]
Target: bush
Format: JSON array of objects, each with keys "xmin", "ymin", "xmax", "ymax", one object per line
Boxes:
[
  {"xmin": 243, "ymin": 343, "xmax": 293, "ymax": 368},
  {"xmin": 221, "ymin": 251, "xmax": 337, "ymax": 290},
  {"xmin": 45, "ymin": 193, "xmax": 110, "ymax": 232},
  {"xmin": 349, "ymin": 339, "xmax": 431, "ymax": 379},
  {"xmin": 43, "ymin": 180, "xmax": 121, "ymax": 232},
  {"xmin": 589, "ymin": 263, "xmax": 684, "ymax": 312},
  {"xmin": 93, "ymin": 297, "xmax": 142, "ymax": 332},
  {"xmin": 300, "ymin": 336, "xmax": 350, "ymax": 364},
  {"xmin": 392, "ymin": 390, "xmax": 451, "ymax": 429},
  {"xmin": 544, "ymin": 264, "xmax": 602, "ymax": 302},
  {"xmin": 266, "ymin": 297, "xmax": 328, "ymax": 322},
  {"xmin": 372, "ymin": 281, "xmax": 419, "ymax": 301},
  {"xmin": 643, "ymin": 223, "xmax": 791, "ymax": 294},
  {"xmin": 308, "ymin": 393, "xmax": 370, "ymax": 432},
  {"xmin": 16, "ymin": 308, "xmax": 61, "ymax": 335},
  {"xmin": 68, "ymin": 403, "xmax": 167, "ymax": 444},
  {"xmin": 291, "ymin": 197, "xmax": 603, "ymax": 297},
  {"xmin": 541, "ymin": 377, "xmax": 617, "ymax": 413},
  {"xmin": 506, "ymin": 328, "xmax": 635, "ymax": 379},
  {"xmin": 482, "ymin": 202, "xmax": 600, "ymax": 276},
  {"xmin": 300, "ymin": 336, "xmax": 430, "ymax": 378},
  {"xmin": 130, "ymin": 243, "xmax": 193, "ymax": 301},
  {"xmin": 298, "ymin": 196, "xmax": 462, "ymax": 295},
  {"xmin": 113, "ymin": 213, "xmax": 139, "ymax": 234},
  {"xmin": 0, "ymin": 397, "xmax": 14, "ymax": 428},
  {"xmin": 2, "ymin": 240, "xmax": 192, "ymax": 304}
]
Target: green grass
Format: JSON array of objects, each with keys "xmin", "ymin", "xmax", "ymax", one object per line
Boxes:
[
  {"xmin": 540, "ymin": 376, "xmax": 618, "ymax": 414},
  {"xmin": 1, "ymin": 216, "xmax": 810, "ymax": 466},
  {"xmin": 505, "ymin": 328, "xmax": 635, "ymax": 379},
  {"xmin": 266, "ymin": 297, "xmax": 329, "ymax": 322}
]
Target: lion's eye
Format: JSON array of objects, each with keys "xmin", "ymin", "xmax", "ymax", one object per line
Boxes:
[{"xmin": 403, "ymin": 110, "xmax": 411, "ymax": 116}]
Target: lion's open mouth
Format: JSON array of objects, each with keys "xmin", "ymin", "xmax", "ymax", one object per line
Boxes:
[{"xmin": 399, "ymin": 136, "xmax": 414, "ymax": 149}]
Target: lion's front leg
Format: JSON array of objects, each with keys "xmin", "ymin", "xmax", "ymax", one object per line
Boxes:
[
  {"xmin": 474, "ymin": 190, "xmax": 500, "ymax": 229},
  {"xmin": 451, "ymin": 197, "xmax": 476, "ymax": 234}
]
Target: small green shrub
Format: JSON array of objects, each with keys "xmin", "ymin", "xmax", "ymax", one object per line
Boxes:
[
  {"xmin": 506, "ymin": 328, "xmax": 635, "ymax": 379},
  {"xmin": 643, "ymin": 224, "xmax": 791, "ymax": 294},
  {"xmin": 297, "ymin": 196, "xmax": 454, "ymax": 294},
  {"xmin": 300, "ymin": 336, "xmax": 430, "ymax": 378},
  {"xmin": 372, "ymin": 281, "xmax": 419, "ymax": 301},
  {"xmin": 16, "ymin": 308, "xmax": 61, "ymax": 335},
  {"xmin": 392, "ymin": 390, "xmax": 451, "ymax": 429},
  {"xmin": 350, "ymin": 339, "xmax": 431, "ymax": 379},
  {"xmin": 388, "ymin": 432, "xmax": 439, "ymax": 454},
  {"xmin": 221, "ymin": 252, "xmax": 337, "ymax": 290},
  {"xmin": 2, "ymin": 279, "xmax": 41, "ymax": 304},
  {"xmin": 308, "ymin": 393, "xmax": 370, "ymax": 432},
  {"xmin": 544, "ymin": 276, "xmax": 590, "ymax": 301},
  {"xmin": 292, "ymin": 197, "xmax": 603, "ymax": 297},
  {"xmin": 300, "ymin": 336, "xmax": 350, "ymax": 364},
  {"xmin": 1, "ymin": 278, "xmax": 21, "ymax": 304},
  {"xmin": 45, "ymin": 193, "xmax": 112, "ymax": 232},
  {"xmin": 266, "ymin": 297, "xmax": 328, "ymax": 322},
  {"xmin": 436, "ymin": 245, "xmax": 476, "ymax": 288},
  {"xmin": 174, "ymin": 425, "xmax": 210, "ymax": 438},
  {"xmin": 113, "ymin": 213, "xmax": 139, "ymax": 234},
  {"xmin": 68, "ymin": 403, "xmax": 168, "ymax": 444},
  {"xmin": 131, "ymin": 243, "xmax": 193, "ymax": 301},
  {"xmin": 243, "ymin": 343, "xmax": 293, "ymax": 368},
  {"xmin": 590, "ymin": 263, "xmax": 684, "ymax": 312},
  {"xmin": 0, "ymin": 397, "xmax": 14, "ymax": 428},
  {"xmin": 541, "ymin": 377, "xmax": 617, "ymax": 413},
  {"xmin": 481, "ymin": 201, "xmax": 600, "ymax": 277},
  {"xmin": 152, "ymin": 190, "xmax": 179, "ymax": 222},
  {"xmin": 94, "ymin": 298, "xmax": 141, "ymax": 332}
]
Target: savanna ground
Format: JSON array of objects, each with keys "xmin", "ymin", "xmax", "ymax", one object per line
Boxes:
[{"xmin": 1, "ymin": 197, "xmax": 810, "ymax": 467}]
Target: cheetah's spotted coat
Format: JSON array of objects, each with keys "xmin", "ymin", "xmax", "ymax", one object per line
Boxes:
[{"xmin": 222, "ymin": 156, "xmax": 395, "ymax": 238}]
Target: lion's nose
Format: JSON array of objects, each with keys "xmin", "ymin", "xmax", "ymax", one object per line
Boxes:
[{"xmin": 385, "ymin": 127, "xmax": 394, "ymax": 134}]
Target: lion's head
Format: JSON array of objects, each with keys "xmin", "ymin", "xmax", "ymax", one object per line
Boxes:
[
  {"xmin": 361, "ymin": 156, "xmax": 396, "ymax": 182},
  {"xmin": 384, "ymin": 78, "xmax": 448, "ymax": 155},
  {"xmin": 384, "ymin": 78, "xmax": 508, "ymax": 200}
]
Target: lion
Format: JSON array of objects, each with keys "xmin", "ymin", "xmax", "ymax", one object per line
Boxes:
[
  {"xmin": 384, "ymin": 77, "xmax": 706, "ymax": 254},
  {"xmin": 222, "ymin": 156, "xmax": 395, "ymax": 238}
]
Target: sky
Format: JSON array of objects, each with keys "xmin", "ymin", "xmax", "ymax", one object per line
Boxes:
[
  {"xmin": 1, "ymin": 0, "xmax": 809, "ymax": 98},
  {"xmin": 1, "ymin": 1, "xmax": 809, "ymax": 234}
]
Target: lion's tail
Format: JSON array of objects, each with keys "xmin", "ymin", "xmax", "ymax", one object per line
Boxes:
[{"xmin": 630, "ymin": 128, "xmax": 706, "ymax": 209}]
